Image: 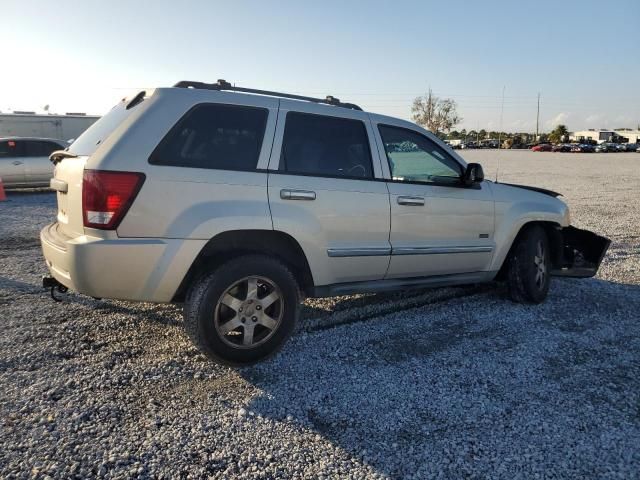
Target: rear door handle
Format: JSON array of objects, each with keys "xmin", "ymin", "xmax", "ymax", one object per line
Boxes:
[
  {"xmin": 397, "ymin": 196, "xmax": 425, "ymax": 206},
  {"xmin": 280, "ymin": 189, "xmax": 316, "ymax": 201},
  {"xmin": 12, "ymin": 161, "xmax": 23, "ymax": 166}
]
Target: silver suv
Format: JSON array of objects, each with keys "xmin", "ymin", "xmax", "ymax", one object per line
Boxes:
[
  {"xmin": 0, "ymin": 137, "xmax": 68, "ymax": 188},
  {"xmin": 41, "ymin": 80, "xmax": 610, "ymax": 365}
]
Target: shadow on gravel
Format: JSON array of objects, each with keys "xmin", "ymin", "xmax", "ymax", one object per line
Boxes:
[
  {"xmin": 0, "ymin": 275, "xmax": 182, "ymax": 327},
  {"xmin": 239, "ymin": 278, "xmax": 640, "ymax": 478}
]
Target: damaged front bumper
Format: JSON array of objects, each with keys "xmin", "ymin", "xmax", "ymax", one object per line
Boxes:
[{"xmin": 551, "ymin": 226, "xmax": 611, "ymax": 278}]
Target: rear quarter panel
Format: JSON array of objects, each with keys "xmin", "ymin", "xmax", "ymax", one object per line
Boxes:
[{"xmin": 103, "ymin": 89, "xmax": 279, "ymax": 239}]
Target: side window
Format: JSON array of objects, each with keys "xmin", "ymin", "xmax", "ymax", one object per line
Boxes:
[
  {"xmin": 0, "ymin": 140, "xmax": 24, "ymax": 158},
  {"xmin": 378, "ymin": 125, "xmax": 463, "ymax": 184},
  {"xmin": 25, "ymin": 140, "xmax": 62, "ymax": 157},
  {"xmin": 149, "ymin": 103, "xmax": 269, "ymax": 171},
  {"xmin": 280, "ymin": 112, "xmax": 373, "ymax": 179}
]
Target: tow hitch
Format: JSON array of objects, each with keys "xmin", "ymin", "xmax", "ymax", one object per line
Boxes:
[{"xmin": 43, "ymin": 276, "xmax": 68, "ymax": 302}]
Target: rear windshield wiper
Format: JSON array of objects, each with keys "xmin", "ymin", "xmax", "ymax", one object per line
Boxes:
[{"xmin": 50, "ymin": 150, "xmax": 79, "ymax": 164}]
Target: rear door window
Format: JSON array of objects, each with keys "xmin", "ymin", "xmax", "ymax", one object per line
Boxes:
[
  {"xmin": 280, "ymin": 112, "xmax": 373, "ymax": 179},
  {"xmin": 24, "ymin": 140, "xmax": 63, "ymax": 157},
  {"xmin": 149, "ymin": 103, "xmax": 269, "ymax": 171},
  {"xmin": 0, "ymin": 140, "xmax": 25, "ymax": 158}
]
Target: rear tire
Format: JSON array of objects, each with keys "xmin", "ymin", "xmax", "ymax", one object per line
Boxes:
[
  {"xmin": 184, "ymin": 254, "xmax": 300, "ymax": 365},
  {"xmin": 506, "ymin": 225, "xmax": 551, "ymax": 303}
]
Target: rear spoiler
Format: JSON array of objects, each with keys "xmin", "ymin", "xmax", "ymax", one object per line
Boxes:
[{"xmin": 49, "ymin": 150, "xmax": 78, "ymax": 165}]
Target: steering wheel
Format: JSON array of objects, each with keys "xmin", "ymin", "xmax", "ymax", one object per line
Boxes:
[{"xmin": 347, "ymin": 164, "xmax": 366, "ymax": 177}]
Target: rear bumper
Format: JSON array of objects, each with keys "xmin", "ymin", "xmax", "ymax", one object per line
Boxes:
[
  {"xmin": 40, "ymin": 222, "xmax": 205, "ymax": 302},
  {"xmin": 551, "ymin": 226, "xmax": 610, "ymax": 278}
]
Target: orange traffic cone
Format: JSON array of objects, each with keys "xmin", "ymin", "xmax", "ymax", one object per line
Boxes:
[{"xmin": 0, "ymin": 177, "xmax": 6, "ymax": 201}]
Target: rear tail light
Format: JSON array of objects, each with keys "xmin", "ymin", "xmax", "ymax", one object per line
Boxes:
[{"xmin": 82, "ymin": 170, "xmax": 145, "ymax": 230}]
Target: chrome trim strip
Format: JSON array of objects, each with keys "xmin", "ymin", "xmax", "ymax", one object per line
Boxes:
[
  {"xmin": 327, "ymin": 247, "xmax": 391, "ymax": 258},
  {"xmin": 392, "ymin": 246, "xmax": 493, "ymax": 255}
]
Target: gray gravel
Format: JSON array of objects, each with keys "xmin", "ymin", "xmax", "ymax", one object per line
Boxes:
[{"xmin": 1, "ymin": 151, "xmax": 639, "ymax": 479}]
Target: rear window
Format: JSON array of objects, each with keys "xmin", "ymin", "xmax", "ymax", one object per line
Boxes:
[
  {"xmin": 149, "ymin": 103, "xmax": 268, "ymax": 171},
  {"xmin": 68, "ymin": 94, "xmax": 143, "ymax": 156}
]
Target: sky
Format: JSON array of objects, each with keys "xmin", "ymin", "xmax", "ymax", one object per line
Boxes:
[{"xmin": 1, "ymin": 0, "xmax": 638, "ymax": 132}]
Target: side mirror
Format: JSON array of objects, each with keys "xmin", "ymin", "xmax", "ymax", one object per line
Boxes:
[{"xmin": 462, "ymin": 163, "xmax": 484, "ymax": 186}]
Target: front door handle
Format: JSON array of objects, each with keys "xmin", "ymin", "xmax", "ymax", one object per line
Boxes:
[
  {"xmin": 280, "ymin": 189, "xmax": 316, "ymax": 201},
  {"xmin": 12, "ymin": 160, "xmax": 23, "ymax": 166},
  {"xmin": 397, "ymin": 196, "xmax": 425, "ymax": 206}
]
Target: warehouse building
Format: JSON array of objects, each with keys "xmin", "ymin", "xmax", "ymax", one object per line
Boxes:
[
  {"xmin": 0, "ymin": 112, "xmax": 100, "ymax": 142},
  {"xmin": 570, "ymin": 129, "xmax": 640, "ymax": 144}
]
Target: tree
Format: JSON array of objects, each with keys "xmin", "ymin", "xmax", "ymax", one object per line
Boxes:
[
  {"xmin": 549, "ymin": 124, "xmax": 569, "ymax": 144},
  {"xmin": 411, "ymin": 89, "xmax": 462, "ymax": 134},
  {"xmin": 448, "ymin": 130, "xmax": 461, "ymax": 140}
]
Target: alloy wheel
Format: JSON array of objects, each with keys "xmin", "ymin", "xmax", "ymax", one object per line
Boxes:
[
  {"xmin": 533, "ymin": 241, "xmax": 547, "ymax": 289},
  {"xmin": 214, "ymin": 276, "xmax": 284, "ymax": 349}
]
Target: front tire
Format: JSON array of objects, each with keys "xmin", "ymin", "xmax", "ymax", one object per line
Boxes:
[
  {"xmin": 506, "ymin": 225, "xmax": 551, "ymax": 303},
  {"xmin": 184, "ymin": 255, "xmax": 300, "ymax": 365}
]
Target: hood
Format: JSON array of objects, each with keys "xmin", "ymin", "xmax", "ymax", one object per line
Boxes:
[{"xmin": 497, "ymin": 182, "xmax": 562, "ymax": 198}]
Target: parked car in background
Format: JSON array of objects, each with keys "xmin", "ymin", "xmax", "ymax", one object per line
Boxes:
[
  {"xmin": 595, "ymin": 143, "xmax": 619, "ymax": 153},
  {"xmin": 0, "ymin": 137, "xmax": 68, "ymax": 188},
  {"xmin": 620, "ymin": 143, "xmax": 639, "ymax": 152},
  {"xmin": 552, "ymin": 144, "xmax": 572, "ymax": 152},
  {"xmin": 571, "ymin": 144, "xmax": 595, "ymax": 153},
  {"xmin": 531, "ymin": 144, "xmax": 552, "ymax": 152}
]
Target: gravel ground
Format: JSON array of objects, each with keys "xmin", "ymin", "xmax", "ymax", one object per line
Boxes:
[{"xmin": 1, "ymin": 151, "xmax": 639, "ymax": 479}]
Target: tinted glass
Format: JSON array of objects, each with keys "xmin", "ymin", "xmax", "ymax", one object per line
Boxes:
[
  {"xmin": 25, "ymin": 140, "xmax": 62, "ymax": 157},
  {"xmin": 150, "ymin": 103, "xmax": 268, "ymax": 171},
  {"xmin": 378, "ymin": 125, "xmax": 462, "ymax": 184},
  {"xmin": 0, "ymin": 140, "xmax": 24, "ymax": 158},
  {"xmin": 281, "ymin": 112, "xmax": 373, "ymax": 179}
]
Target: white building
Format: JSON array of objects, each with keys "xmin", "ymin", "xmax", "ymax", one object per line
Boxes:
[
  {"xmin": 0, "ymin": 112, "xmax": 100, "ymax": 142},
  {"xmin": 570, "ymin": 129, "xmax": 640, "ymax": 144}
]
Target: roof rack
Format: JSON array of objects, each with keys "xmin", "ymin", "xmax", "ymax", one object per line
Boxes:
[{"xmin": 173, "ymin": 79, "xmax": 363, "ymax": 111}]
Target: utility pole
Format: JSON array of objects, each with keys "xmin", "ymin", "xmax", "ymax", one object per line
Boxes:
[
  {"xmin": 498, "ymin": 86, "xmax": 505, "ymax": 148},
  {"xmin": 535, "ymin": 92, "xmax": 540, "ymax": 141}
]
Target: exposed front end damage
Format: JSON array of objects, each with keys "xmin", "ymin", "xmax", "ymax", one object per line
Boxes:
[{"xmin": 551, "ymin": 226, "xmax": 611, "ymax": 278}]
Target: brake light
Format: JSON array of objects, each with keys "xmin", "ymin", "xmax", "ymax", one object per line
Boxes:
[{"xmin": 82, "ymin": 170, "xmax": 145, "ymax": 230}]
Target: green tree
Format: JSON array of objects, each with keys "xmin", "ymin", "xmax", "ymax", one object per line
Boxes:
[{"xmin": 549, "ymin": 124, "xmax": 569, "ymax": 144}]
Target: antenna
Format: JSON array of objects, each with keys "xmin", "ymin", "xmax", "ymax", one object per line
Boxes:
[
  {"xmin": 535, "ymin": 92, "xmax": 540, "ymax": 141},
  {"xmin": 496, "ymin": 86, "xmax": 505, "ymax": 182}
]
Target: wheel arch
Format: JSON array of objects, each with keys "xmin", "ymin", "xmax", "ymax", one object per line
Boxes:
[
  {"xmin": 172, "ymin": 229, "xmax": 314, "ymax": 302},
  {"xmin": 494, "ymin": 220, "xmax": 564, "ymax": 279}
]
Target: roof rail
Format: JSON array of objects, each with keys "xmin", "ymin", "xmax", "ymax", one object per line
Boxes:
[{"xmin": 173, "ymin": 79, "xmax": 363, "ymax": 111}]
